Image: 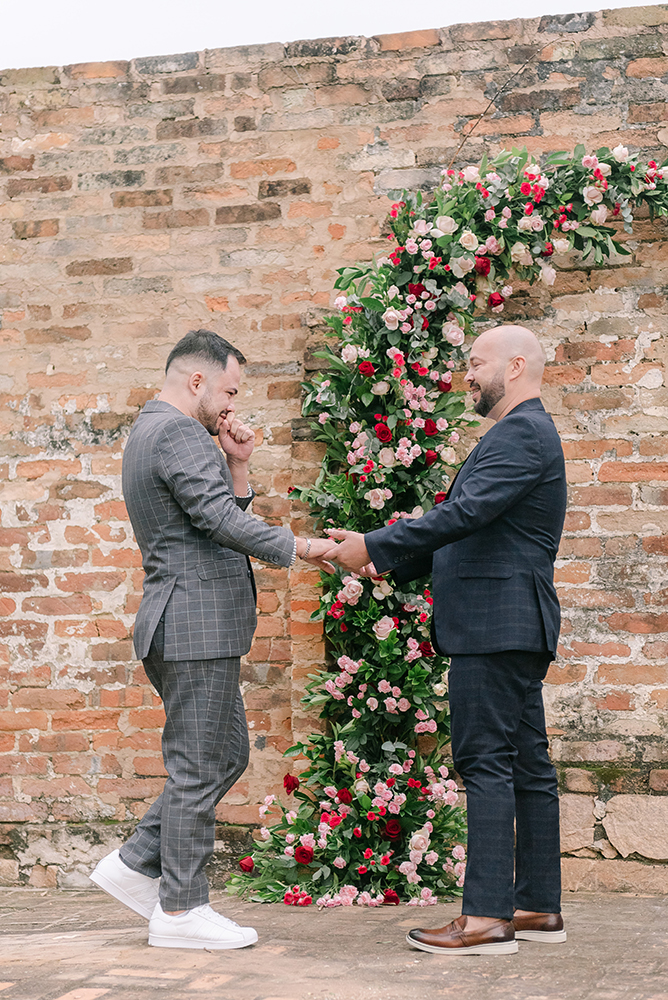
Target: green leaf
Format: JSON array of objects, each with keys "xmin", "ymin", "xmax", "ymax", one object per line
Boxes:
[{"xmin": 360, "ymin": 297, "xmax": 386, "ymax": 312}]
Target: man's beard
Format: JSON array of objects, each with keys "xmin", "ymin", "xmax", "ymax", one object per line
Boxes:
[
  {"xmin": 196, "ymin": 390, "xmax": 223, "ymax": 436},
  {"xmin": 473, "ymin": 370, "xmax": 506, "ymax": 417}
]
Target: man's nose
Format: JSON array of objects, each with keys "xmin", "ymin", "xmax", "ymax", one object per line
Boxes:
[{"xmin": 464, "ymin": 370, "xmax": 473, "ymax": 383}]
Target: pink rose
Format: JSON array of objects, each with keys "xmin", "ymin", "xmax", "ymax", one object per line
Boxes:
[{"xmin": 373, "ymin": 616, "xmax": 396, "ymax": 641}]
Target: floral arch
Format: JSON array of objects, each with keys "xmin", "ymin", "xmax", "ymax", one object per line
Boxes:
[{"xmin": 229, "ymin": 145, "xmax": 668, "ymax": 908}]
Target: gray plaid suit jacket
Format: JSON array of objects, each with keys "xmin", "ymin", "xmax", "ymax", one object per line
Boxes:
[
  {"xmin": 122, "ymin": 400, "xmax": 295, "ymax": 661},
  {"xmin": 365, "ymin": 398, "xmax": 567, "ymax": 658}
]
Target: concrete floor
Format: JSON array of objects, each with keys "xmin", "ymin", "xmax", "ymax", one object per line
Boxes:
[{"xmin": 0, "ymin": 889, "xmax": 666, "ymax": 1000}]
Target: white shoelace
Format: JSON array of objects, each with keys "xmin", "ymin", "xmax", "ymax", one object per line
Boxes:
[{"xmin": 191, "ymin": 904, "xmax": 242, "ymax": 928}]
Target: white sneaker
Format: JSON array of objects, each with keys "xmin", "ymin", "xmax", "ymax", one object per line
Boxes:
[
  {"xmin": 89, "ymin": 849, "xmax": 160, "ymax": 920},
  {"xmin": 148, "ymin": 902, "xmax": 258, "ymax": 950}
]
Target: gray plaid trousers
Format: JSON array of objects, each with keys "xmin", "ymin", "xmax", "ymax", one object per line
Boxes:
[{"xmin": 120, "ymin": 622, "xmax": 250, "ymax": 910}]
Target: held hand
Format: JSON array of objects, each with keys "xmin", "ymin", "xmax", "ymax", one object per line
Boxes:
[
  {"xmin": 296, "ymin": 537, "xmax": 337, "ymax": 574},
  {"xmin": 218, "ymin": 415, "xmax": 255, "ymax": 464},
  {"xmin": 359, "ymin": 561, "xmax": 380, "ymax": 578},
  {"xmin": 324, "ymin": 528, "xmax": 370, "ymax": 572}
]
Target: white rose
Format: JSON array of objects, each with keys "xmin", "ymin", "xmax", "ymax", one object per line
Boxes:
[
  {"xmin": 590, "ymin": 205, "xmax": 608, "ymax": 225},
  {"xmin": 435, "ymin": 215, "xmax": 458, "ymax": 234},
  {"xmin": 450, "ymin": 256, "xmax": 475, "ymax": 278},
  {"xmin": 441, "ymin": 447, "xmax": 457, "ymax": 464},
  {"xmin": 334, "ymin": 295, "xmax": 347, "ymax": 310},
  {"xmin": 373, "ymin": 616, "xmax": 397, "ymax": 640},
  {"xmin": 382, "ymin": 307, "xmax": 402, "ymax": 331},
  {"xmin": 409, "ymin": 830, "xmax": 431, "ymax": 853},
  {"xmin": 597, "ymin": 162, "xmax": 612, "ymax": 177},
  {"xmin": 443, "ymin": 322, "xmax": 465, "ymax": 347},
  {"xmin": 613, "ymin": 143, "xmax": 629, "ymax": 163},
  {"xmin": 539, "ymin": 264, "xmax": 557, "ymax": 286},
  {"xmin": 552, "ymin": 238, "xmax": 570, "ymax": 254},
  {"xmin": 461, "ymin": 165, "xmax": 479, "ymax": 183},
  {"xmin": 365, "ymin": 488, "xmax": 388, "ymax": 510},
  {"xmin": 583, "ymin": 185, "xmax": 603, "ymax": 206},
  {"xmin": 409, "ymin": 505, "xmax": 424, "ymax": 519},
  {"xmin": 353, "ymin": 778, "xmax": 370, "ymax": 795},
  {"xmin": 341, "ymin": 344, "xmax": 358, "ymax": 363},
  {"xmin": 530, "ymin": 215, "xmax": 544, "ymax": 232},
  {"xmin": 510, "ymin": 241, "xmax": 532, "ymax": 266},
  {"xmin": 371, "ymin": 381, "xmax": 390, "ymax": 395},
  {"xmin": 517, "ymin": 216, "xmax": 534, "ymax": 232},
  {"xmin": 459, "ymin": 230, "xmax": 479, "ymax": 252},
  {"xmin": 387, "ymin": 284, "xmax": 400, "ymax": 299},
  {"xmin": 432, "ymin": 683, "xmax": 447, "ymax": 697},
  {"xmin": 413, "ymin": 219, "xmax": 433, "ymax": 236},
  {"xmin": 378, "ymin": 447, "xmax": 396, "ymax": 468}
]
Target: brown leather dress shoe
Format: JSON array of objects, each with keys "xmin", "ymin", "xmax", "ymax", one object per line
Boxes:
[
  {"xmin": 406, "ymin": 914, "xmax": 518, "ymax": 955},
  {"xmin": 513, "ymin": 911, "xmax": 567, "ymax": 943}
]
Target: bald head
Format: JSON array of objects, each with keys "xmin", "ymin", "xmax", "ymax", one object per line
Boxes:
[{"xmin": 465, "ymin": 325, "xmax": 545, "ymax": 421}]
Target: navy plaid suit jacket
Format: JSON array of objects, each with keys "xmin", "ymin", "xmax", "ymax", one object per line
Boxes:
[
  {"xmin": 365, "ymin": 398, "xmax": 567, "ymax": 658},
  {"xmin": 122, "ymin": 400, "xmax": 295, "ymax": 662}
]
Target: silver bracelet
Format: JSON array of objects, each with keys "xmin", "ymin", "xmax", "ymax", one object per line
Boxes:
[{"xmin": 300, "ymin": 539, "xmax": 312, "ymax": 560}]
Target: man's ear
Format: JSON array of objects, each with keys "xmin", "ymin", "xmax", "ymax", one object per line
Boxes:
[
  {"xmin": 188, "ymin": 370, "xmax": 205, "ymax": 395},
  {"xmin": 508, "ymin": 356, "xmax": 527, "ymax": 382}
]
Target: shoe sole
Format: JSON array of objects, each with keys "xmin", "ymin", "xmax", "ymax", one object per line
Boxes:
[
  {"xmin": 89, "ymin": 869, "xmax": 156, "ymax": 920},
  {"xmin": 406, "ymin": 934, "xmax": 518, "ymax": 955},
  {"xmin": 515, "ymin": 929, "xmax": 567, "ymax": 943},
  {"xmin": 148, "ymin": 932, "xmax": 258, "ymax": 950}
]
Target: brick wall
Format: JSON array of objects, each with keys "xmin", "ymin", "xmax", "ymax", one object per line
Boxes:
[{"xmin": 2, "ymin": 6, "xmax": 668, "ymax": 889}]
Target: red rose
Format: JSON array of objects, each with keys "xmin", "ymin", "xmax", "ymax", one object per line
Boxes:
[
  {"xmin": 329, "ymin": 814, "xmax": 342, "ymax": 828},
  {"xmin": 474, "ymin": 256, "xmax": 491, "ymax": 276},
  {"xmin": 386, "ymin": 777, "xmax": 396, "ymax": 787},
  {"xmin": 283, "ymin": 891, "xmax": 295, "ymax": 905},
  {"xmin": 423, "ymin": 419, "xmax": 438, "ymax": 437},
  {"xmin": 541, "ymin": 242, "xmax": 554, "ymax": 257},
  {"xmin": 353, "ymin": 827, "xmax": 362, "ymax": 838},
  {"xmin": 383, "ymin": 889, "xmax": 400, "ymax": 905},
  {"xmin": 488, "ymin": 292, "xmax": 505, "ymax": 309},
  {"xmin": 434, "ymin": 492, "xmax": 447, "ymax": 504},
  {"xmin": 437, "ymin": 379, "xmax": 452, "ymax": 393},
  {"xmin": 357, "ymin": 865, "xmax": 368, "ymax": 874},
  {"xmin": 283, "ymin": 774, "xmax": 299, "ymax": 794},
  {"xmin": 421, "ymin": 316, "xmax": 429, "ymax": 330},
  {"xmin": 297, "ymin": 895, "xmax": 312, "ymax": 906},
  {"xmin": 407, "ymin": 778, "xmax": 422, "ymax": 789},
  {"xmin": 367, "ymin": 811, "xmax": 377, "ymax": 821},
  {"xmin": 239, "ymin": 856, "xmax": 254, "ymax": 873},
  {"xmin": 408, "ymin": 283, "xmax": 425, "ymax": 296},
  {"xmin": 520, "ymin": 181, "xmax": 532, "ymax": 195},
  {"xmin": 381, "ymin": 818, "xmax": 402, "ymax": 841},
  {"xmin": 380, "ymin": 854, "xmax": 391, "ymax": 865},
  {"xmin": 425, "ymin": 450, "xmax": 438, "ymax": 467},
  {"xmin": 336, "ymin": 788, "xmax": 353, "ymax": 805},
  {"xmin": 419, "ymin": 640, "xmax": 435, "ymax": 657},
  {"xmin": 375, "ymin": 422, "xmax": 392, "ymax": 443},
  {"xmin": 294, "ymin": 845, "xmax": 314, "ymax": 865},
  {"xmin": 364, "ymin": 848, "xmax": 373, "ymax": 859},
  {"xmin": 358, "ymin": 360, "xmax": 375, "ymax": 377}
]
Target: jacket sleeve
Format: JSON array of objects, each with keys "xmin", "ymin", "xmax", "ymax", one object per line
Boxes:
[
  {"xmin": 158, "ymin": 419, "xmax": 295, "ymax": 567},
  {"xmin": 365, "ymin": 415, "xmax": 544, "ymax": 575}
]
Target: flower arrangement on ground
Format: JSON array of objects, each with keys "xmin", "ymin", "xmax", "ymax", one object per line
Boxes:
[{"xmin": 227, "ymin": 145, "xmax": 668, "ymax": 907}]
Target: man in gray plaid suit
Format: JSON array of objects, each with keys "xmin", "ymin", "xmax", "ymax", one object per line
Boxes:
[{"xmin": 91, "ymin": 329, "xmax": 332, "ymax": 950}]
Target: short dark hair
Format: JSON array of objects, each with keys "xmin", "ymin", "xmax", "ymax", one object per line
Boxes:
[{"xmin": 165, "ymin": 329, "xmax": 247, "ymax": 374}]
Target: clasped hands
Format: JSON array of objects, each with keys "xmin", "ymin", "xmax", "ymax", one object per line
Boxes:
[{"xmin": 296, "ymin": 530, "xmax": 378, "ymax": 577}]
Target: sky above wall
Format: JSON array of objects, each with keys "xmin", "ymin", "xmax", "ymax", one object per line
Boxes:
[{"xmin": 1, "ymin": 0, "xmax": 658, "ymax": 70}]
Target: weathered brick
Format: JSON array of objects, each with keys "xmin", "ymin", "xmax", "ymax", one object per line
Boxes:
[
  {"xmin": 163, "ymin": 74, "xmax": 226, "ymax": 93},
  {"xmin": 258, "ymin": 178, "xmax": 311, "ymax": 199},
  {"xmin": 230, "ymin": 159, "xmax": 296, "ymax": 179},
  {"xmin": 156, "ymin": 118, "xmax": 227, "ymax": 140},
  {"xmin": 6, "ymin": 176, "xmax": 71, "ymax": 197},
  {"xmin": 111, "ymin": 189, "xmax": 173, "ymax": 207},
  {"xmin": 0, "ymin": 155, "xmax": 35, "ymax": 173},
  {"xmin": 12, "ymin": 219, "xmax": 59, "ymax": 239},
  {"xmin": 143, "ymin": 208, "xmax": 209, "ymax": 229},
  {"xmin": 77, "ymin": 170, "xmax": 145, "ymax": 190},
  {"xmin": 215, "ymin": 203, "xmax": 281, "ymax": 225},
  {"xmin": 66, "ymin": 258, "xmax": 133, "ymax": 276},
  {"xmin": 25, "ymin": 326, "xmax": 91, "ymax": 343}
]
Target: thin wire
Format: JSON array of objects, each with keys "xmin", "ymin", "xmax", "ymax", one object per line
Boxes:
[{"xmin": 446, "ymin": 38, "xmax": 558, "ymax": 170}]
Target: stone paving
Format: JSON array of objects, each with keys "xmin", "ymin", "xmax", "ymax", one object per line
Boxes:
[{"xmin": 0, "ymin": 889, "xmax": 666, "ymax": 1000}]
